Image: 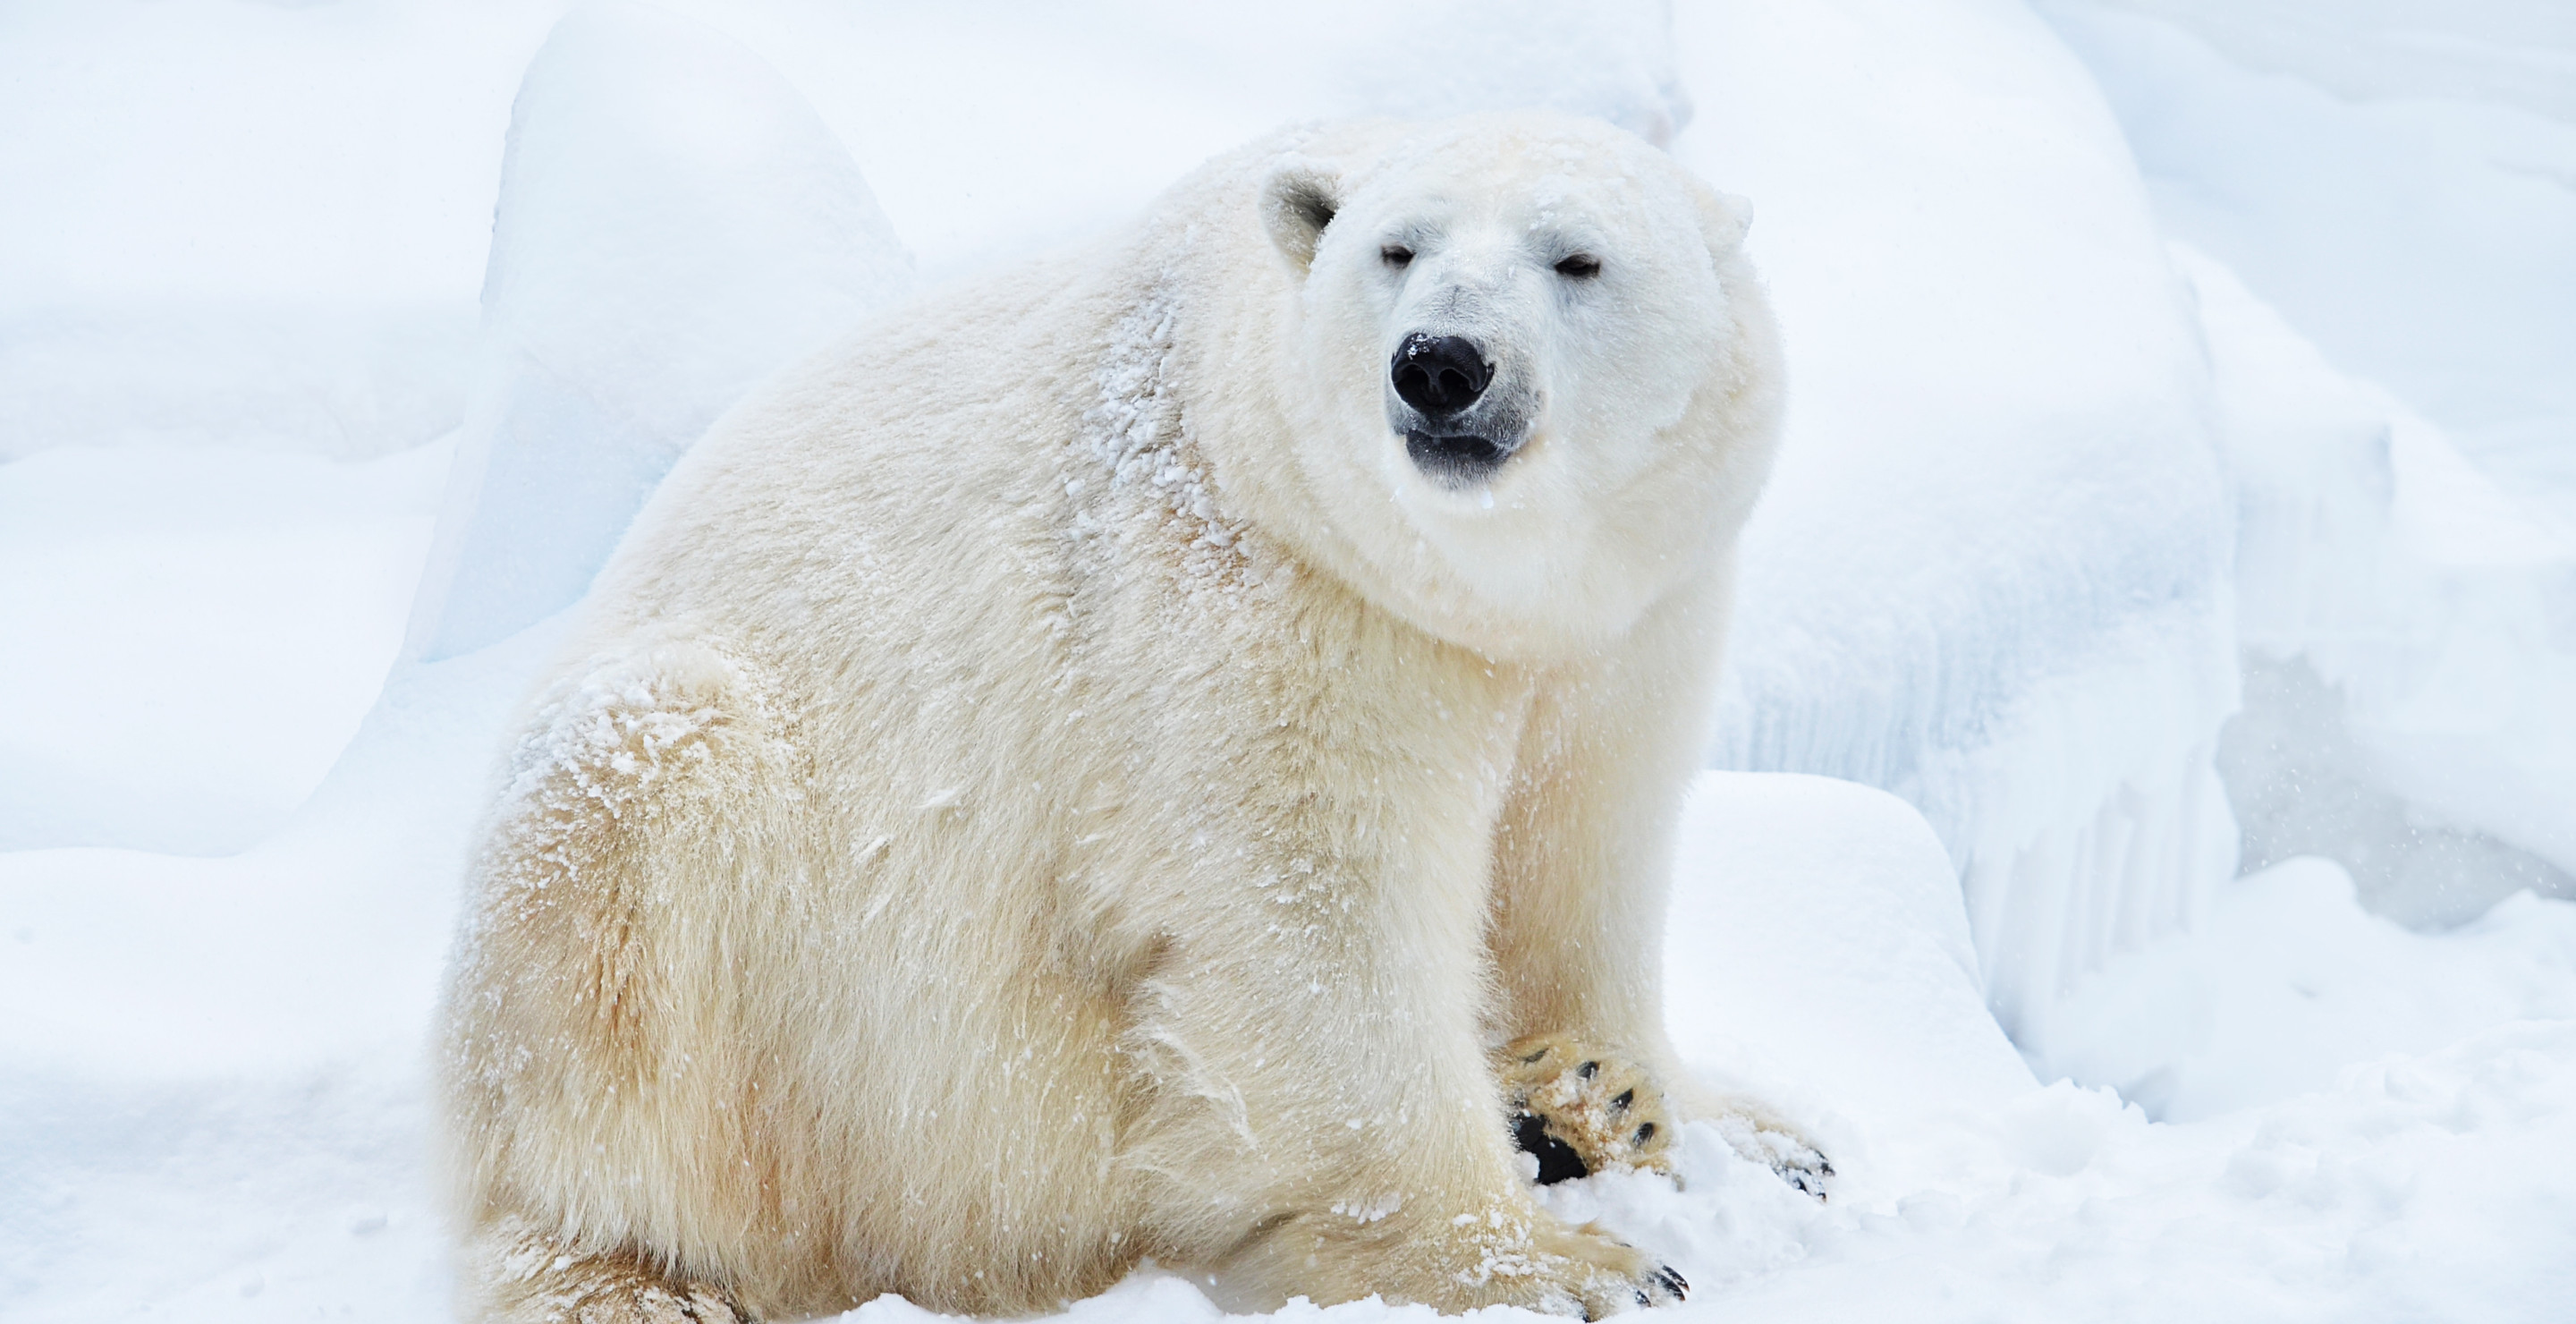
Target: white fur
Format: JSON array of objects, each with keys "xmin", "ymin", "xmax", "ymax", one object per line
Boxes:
[{"xmin": 436, "ymin": 112, "xmax": 1784, "ymax": 1321}]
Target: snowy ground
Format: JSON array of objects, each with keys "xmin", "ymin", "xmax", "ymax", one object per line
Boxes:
[{"xmin": 4, "ymin": 1, "xmax": 2573, "ymax": 1320}]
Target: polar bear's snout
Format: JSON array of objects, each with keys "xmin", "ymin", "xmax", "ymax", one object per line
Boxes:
[
  {"xmin": 1390, "ymin": 333, "xmax": 1488, "ymax": 416},
  {"xmin": 1386, "ymin": 330, "xmax": 1531, "ymax": 486}
]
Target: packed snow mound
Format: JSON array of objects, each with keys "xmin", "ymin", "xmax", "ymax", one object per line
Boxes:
[
  {"xmin": 1669, "ymin": 0, "xmax": 2239, "ymax": 1040},
  {"xmin": 1666, "ymin": 773, "xmax": 2038, "ymax": 1138},
  {"xmin": 405, "ymin": 0, "xmax": 915, "ymax": 660},
  {"xmin": 2060, "ymin": 0, "xmax": 2576, "ymax": 120}
]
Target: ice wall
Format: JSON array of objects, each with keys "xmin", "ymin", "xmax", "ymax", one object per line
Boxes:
[
  {"xmin": 1670, "ymin": 0, "xmax": 2241, "ymax": 1042},
  {"xmin": 403, "ymin": 0, "xmax": 914, "ymax": 660},
  {"xmin": 2180, "ymin": 247, "xmax": 2576, "ymax": 923},
  {"xmin": 2036, "ymin": 2, "xmax": 2576, "ymax": 925}
]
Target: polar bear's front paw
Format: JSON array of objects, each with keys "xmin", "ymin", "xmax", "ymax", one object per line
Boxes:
[
  {"xmin": 1703, "ymin": 1097, "xmax": 1835, "ymax": 1201},
  {"xmin": 1499, "ymin": 1034, "xmax": 1676, "ymax": 1184}
]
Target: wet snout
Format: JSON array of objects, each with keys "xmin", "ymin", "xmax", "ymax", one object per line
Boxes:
[
  {"xmin": 1385, "ymin": 327, "xmax": 1531, "ymax": 488},
  {"xmin": 1391, "ymin": 334, "xmax": 1489, "ymax": 418}
]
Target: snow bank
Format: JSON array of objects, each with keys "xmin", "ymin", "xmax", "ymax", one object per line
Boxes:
[
  {"xmin": 403, "ymin": 1, "xmax": 915, "ymax": 660},
  {"xmin": 0, "ymin": 0, "xmax": 561, "ymax": 464},
  {"xmin": 2026, "ymin": 0, "xmax": 2576, "ymax": 931},
  {"xmin": 2174, "ymin": 245, "xmax": 2576, "ymax": 923},
  {"xmin": 0, "ymin": 442, "xmax": 445, "ymax": 854},
  {"xmin": 0, "ymin": 619, "xmax": 558, "ymax": 1322},
  {"xmin": 0, "ymin": 303, "xmax": 472, "ymax": 464},
  {"xmin": 2042, "ymin": 855, "xmax": 2576, "ymax": 1119},
  {"xmin": 1665, "ymin": 773, "xmax": 2037, "ymax": 1139},
  {"xmin": 1670, "ymin": 0, "xmax": 2240, "ymax": 1040}
]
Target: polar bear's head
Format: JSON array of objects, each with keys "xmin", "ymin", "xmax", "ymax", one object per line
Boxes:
[{"xmin": 1240, "ymin": 114, "xmax": 1778, "ymax": 658}]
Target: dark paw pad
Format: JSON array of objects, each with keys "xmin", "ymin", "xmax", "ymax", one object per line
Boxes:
[{"xmin": 1513, "ymin": 1110, "xmax": 1591, "ymax": 1185}]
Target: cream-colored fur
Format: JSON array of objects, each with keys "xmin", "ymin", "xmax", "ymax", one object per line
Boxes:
[{"xmin": 437, "ymin": 113, "xmax": 1792, "ymax": 1321}]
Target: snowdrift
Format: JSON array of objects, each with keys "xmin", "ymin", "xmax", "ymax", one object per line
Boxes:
[
  {"xmin": 404, "ymin": 1, "xmax": 915, "ymax": 659},
  {"xmin": 1672, "ymin": 0, "xmax": 2238, "ymax": 1040}
]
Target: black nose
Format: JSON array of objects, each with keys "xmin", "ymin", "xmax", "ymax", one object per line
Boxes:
[{"xmin": 1390, "ymin": 334, "xmax": 1490, "ymax": 418}]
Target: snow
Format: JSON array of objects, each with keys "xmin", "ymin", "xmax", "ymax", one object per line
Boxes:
[
  {"xmin": 1665, "ymin": 774, "xmax": 2038, "ymax": 1135},
  {"xmin": 26, "ymin": 760, "xmax": 2571, "ymax": 1321},
  {"xmin": 2174, "ymin": 245, "xmax": 2576, "ymax": 923},
  {"xmin": 2030, "ymin": 0, "xmax": 2576, "ymax": 929},
  {"xmin": 0, "ymin": 0, "xmax": 560, "ymax": 465},
  {"xmin": 405, "ymin": 1, "xmax": 916, "ymax": 658},
  {"xmin": 2040, "ymin": 855, "xmax": 2576, "ymax": 1120},
  {"xmin": 1673, "ymin": 0, "xmax": 2240, "ymax": 1040},
  {"xmin": 2040, "ymin": 1, "xmax": 2576, "ymax": 515},
  {"xmin": 0, "ymin": 619, "xmax": 559, "ymax": 1320},
  {"xmin": 0, "ymin": 441, "xmax": 447, "ymax": 854},
  {"xmin": 4, "ymin": 0, "xmax": 2574, "ymax": 1320}
]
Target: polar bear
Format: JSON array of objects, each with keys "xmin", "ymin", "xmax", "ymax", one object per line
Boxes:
[{"xmin": 437, "ymin": 111, "xmax": 1810, "ymax": 1322}]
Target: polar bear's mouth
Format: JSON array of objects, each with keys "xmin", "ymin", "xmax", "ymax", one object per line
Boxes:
[{"xmin": 1405, "ymin": 429, "xmax": 1512, "ymax": 484}]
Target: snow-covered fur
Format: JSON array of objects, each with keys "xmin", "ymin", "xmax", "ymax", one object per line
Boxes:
[{"xmin": 437, "ymin": 113, "xmax": 1787, "ymax": 1320}]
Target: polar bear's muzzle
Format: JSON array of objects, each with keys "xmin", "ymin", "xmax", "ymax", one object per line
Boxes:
[
  {"xmin": 1392, "ymin": 333, "xmax": 1489, "ymax": 415},
  {"xmin": 1387, "ymin": 331, "xmax": 1530, "ymax": 487}
]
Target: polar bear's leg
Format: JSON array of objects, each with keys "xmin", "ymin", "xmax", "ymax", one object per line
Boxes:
[
  {"xmin": 462, "ymin": 1215, "xmax": 753, "ymax": 1323},
  {"xmin": 443, "ymin": 641, "xmax": 828, "ymax": 1320},
  {"xmin": 1489, "ymin": 569, "xmax": 1832, "ymax": 1196},
  {"xmin": 1103, "ymin": 642, "xmax": 1685, "ymax": 1315},
  {"xmin": 1127, "ymin": 885, "xmax": 1687, "ymax": 1318}
]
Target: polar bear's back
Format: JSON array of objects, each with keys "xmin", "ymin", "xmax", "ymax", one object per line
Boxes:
[
  {"xmin": 592, "ymin": 250, "xmax": 1102, "ymax": 640},
  {"xmin": 448, "ymin": 249, "xmax": 1191, "ymax": 1312}
]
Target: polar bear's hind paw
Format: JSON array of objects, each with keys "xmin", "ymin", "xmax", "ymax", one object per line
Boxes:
[
  {"xmin": 1710, "ymin": 1106, "xmax": 1835, "ymax": 1201},
  {"xmin": 472, "ymin": 1218, "xmax": 757, "ymax": 1323}
]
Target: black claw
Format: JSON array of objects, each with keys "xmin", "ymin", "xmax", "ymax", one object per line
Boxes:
[
  {"xmin": 1634, "ymin": 1289, "xmax": 1650, "ymax": 1307},
  {"xmin": 1576, "ymin": 1060, "xmax": 1599, "ymax": 1079},
  {"xmin": 1632, "ymin": 1122, "xmax": 1655, "ymax": 1145},
  {"xmin": 1610, "ymin": 1089, "xmax": 1633, "ymax": 1110},
  {"xmin": 1521, "ymin": 1048, "xmax": 1550, "ymax": 1064},
  {"xmin": 1651, "ymin": 1265, "xmax": 1689, "ymax": 1300},
  {"xmin": 1511, "ymin": 1111, "xmax": 1590, "ymax": 1185}
]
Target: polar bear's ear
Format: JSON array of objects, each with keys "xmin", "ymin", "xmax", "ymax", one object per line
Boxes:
[
  {"xmin": 1262, "ymin": 162, "xmax": 1342, "ymax": 274},
  {"xmin": 1696, "ymin": 186, "xmax": 1753, "ymax": 259}
]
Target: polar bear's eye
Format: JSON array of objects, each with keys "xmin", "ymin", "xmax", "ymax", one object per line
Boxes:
[
  {"xmin": 1555, "ymin": 254, "xmax": 1602, "ymax": 279},
  {"xmin": 1380, "ymin": 245, "xmax": 1414, "ymax": 268}
]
